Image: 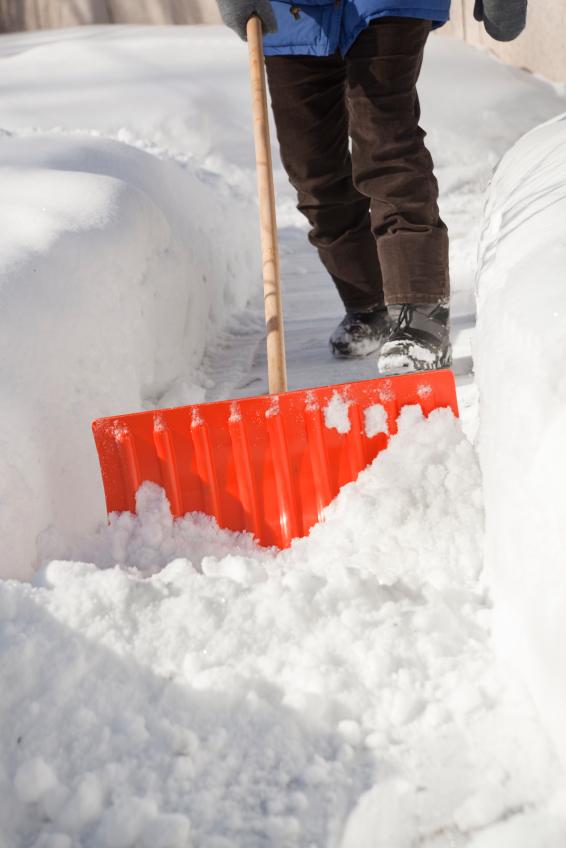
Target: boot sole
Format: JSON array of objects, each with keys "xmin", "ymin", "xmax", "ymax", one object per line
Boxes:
[{"xmin": 378, "ymin": 344, "xmax": 452, "ymax": 374}]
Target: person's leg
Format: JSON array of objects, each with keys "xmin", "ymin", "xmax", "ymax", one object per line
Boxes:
[
  {"xmin": 345, "ymin": 17, "xmax": 449, "ymax": 306},
  {"xmin": 344, "ymin": 18, "xmax": 451, "ymax": 370},
  {"xmin": 265, "ymin": 52, "xmax": 384, "ymax": 312}
]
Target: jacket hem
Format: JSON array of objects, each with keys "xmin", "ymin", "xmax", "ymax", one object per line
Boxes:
[
  {"xmin": 264, "ymin": 44, "xmax": 337, "ymax": 55},
  {"xmin": 264, "ymin": 7, "xmax": 450, "ymax": 56},
  {"xmin": 341, "ymin": 8, "xmax": 449, "ymax": 54}
]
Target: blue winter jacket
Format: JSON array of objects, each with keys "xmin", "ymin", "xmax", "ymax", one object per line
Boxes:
[{"xmin": 263, "ymin": 0, "xmax": 451, "ymax": 56}]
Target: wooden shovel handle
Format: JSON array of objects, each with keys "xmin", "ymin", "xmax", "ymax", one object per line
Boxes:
[{"xmin": 247, "ymin": 15, "xmax": 288, "ymax": 395}]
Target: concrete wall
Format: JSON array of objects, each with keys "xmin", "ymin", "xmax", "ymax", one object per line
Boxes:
[
  {"xmin": 441, "ymin": 0, "xmax": 566, "ymax": 82},
  {"xmin": 0, "ymin": 0, "xmax": 221, "ymax": 30},
  {"xmin": 0, "ymin": 1, "xmax": 564, "ymax": 82}
]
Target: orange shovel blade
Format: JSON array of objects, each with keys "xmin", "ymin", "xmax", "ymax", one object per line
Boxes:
[{"xmin": 92, "ymin": 369, "xmax": 458, "ymax": 549}]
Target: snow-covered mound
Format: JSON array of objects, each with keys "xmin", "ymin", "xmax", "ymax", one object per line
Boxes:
[
  {"xmin": 0, "ymin": 134, "xmax": 258, "ymax": 581},
  {"xmin": 2, "ymin": 408, "xmax": 562, "ymax": 848},
  {"xmin": 475, "ymin": 114, "xmax": 566, "ymax": 769}
]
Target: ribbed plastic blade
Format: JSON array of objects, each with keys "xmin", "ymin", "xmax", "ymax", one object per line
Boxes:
[{"xmin": 92, "ymin": 370, "xmax": 458, "ymax": 549}]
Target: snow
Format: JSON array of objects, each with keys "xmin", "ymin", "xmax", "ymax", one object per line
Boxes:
[
  {"xmin": 0, "ymin": 113, "xmax": 258, "ymax": 582},
  {"xmin": 4, "ymin": 408, "xmax": 563, "ymax": 848},
  {"xmin": 14, "ymin": 757, "xmax": 58, "ymax": 805},
  {"xmin": 363, "ymin": 403, "xmax": 388, "ymax": 438},
  {"xmin": 324, "ymin": 391, "xmax": 352, "ymax": 434},
  {"xmin": 0, "ymin": 21, "xmax": 566, "ymax": 848},
  {"xmin": 475, "ymin": 114, "xmax": 566, "ymax": 771}
]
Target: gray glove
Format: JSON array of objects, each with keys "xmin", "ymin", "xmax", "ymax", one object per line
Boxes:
[
  {"xmin": 216, "ymin": 0, "xmax": 278, "ymax": 40},
  {"xmin": 473, "ymin": 0, "xmax": 527, "ymax": 41}
]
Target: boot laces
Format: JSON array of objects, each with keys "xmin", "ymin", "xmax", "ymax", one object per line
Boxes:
[{"xmin": 396, "ymin": 304, "xmax": 416, "ymax": 331}]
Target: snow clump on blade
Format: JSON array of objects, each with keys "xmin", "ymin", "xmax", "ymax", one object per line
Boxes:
[
  {"xmin": 323, "ymin": 391, "xmax": 351, "ymax": 434},
  {"xmin": 363, "ymin": 403, "xmax": 389, "ymax": 438}
]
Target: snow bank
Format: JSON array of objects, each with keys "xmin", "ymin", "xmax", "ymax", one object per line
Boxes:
[
  {"xmin": 475, "ymin": 114, "xmax": 566, "ymax": 768},
  {"xmin": 4, "ymin": 408, "xmax": 560, "ymax": 848},
  {"xmin": 0, "ymin": 133, "xmax": 258, "ymax": 580}
]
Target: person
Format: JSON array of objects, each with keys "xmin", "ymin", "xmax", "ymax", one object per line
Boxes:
[{"xmin": 216, "ymin": 0, "xmax": 527, "ymax": 372}]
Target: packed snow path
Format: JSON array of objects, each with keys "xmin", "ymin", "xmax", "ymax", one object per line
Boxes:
[{"xmin": 1, "ymin": 25, "xmax": 566, "ymax": 848}]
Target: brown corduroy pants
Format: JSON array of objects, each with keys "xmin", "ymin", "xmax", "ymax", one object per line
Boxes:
[{"xmin": 265, "ymin": 17, "xmax": 449, "ymax": 310}]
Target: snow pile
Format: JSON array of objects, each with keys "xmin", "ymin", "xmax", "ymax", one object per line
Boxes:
[
  {"xmin": 0, "ymin": 27, "xmax": 268, "ymax": 581},
  {"xmin": 2, "ymin": 409, "xmax": 564, "ymax": 847},
  {"xmin": 0, "ymin": 133, "xmax": 258, "ymax": 583},
  {"xmin": 475, "ymin": 114, "xmax": 566, "ymax": 769}
]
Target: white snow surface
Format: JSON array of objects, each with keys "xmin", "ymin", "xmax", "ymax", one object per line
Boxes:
[
  {"xmin": 475, "ymin": 114, "xmax": 566, "ymax": 772},
  {"xmin": 0, "ymin": 23, "xmax": 566, "ymax": 848},
  {"xmin": 2, "ymin": 408, "xmax": 564, "ymax": 848}
]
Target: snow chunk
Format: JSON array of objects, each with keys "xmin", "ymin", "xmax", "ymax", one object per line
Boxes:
[
  {"xmin": 54, "ymin": 773, "xmax": 104, "ymax": 831},
  {"xmin": 31, "ymin": 836, "xmax": 72, "ymax": 848},
  {"xmin": 202, "ymin": 555, "xmax": 267, "ymax": 587},
  {"xmin": 96, "ymin": 797, "xmax": 157, "ymax": 848},
  {"xmin": 324, "ymin": 392, "xmax": 351, "ymax": 434},
  {"xmin": 454, "ymin": 782, "xmax": 510, "ymax": 831},
  {"xmin": 363, "ymin": 403, "xmax": 388, "ymax": 438},
  {"xmin": 337, "ymin": 719, "xmax": 362, "ymax": 746},
  {"xmin": 340, "ymin": 779, "xmax": 416, "ymax": 848},
  {"xmin": 468, "ymin": 807, "xmax": 566, "ymax": 848},
  {"xmin": 140, "ymin": 814, "xmax": 191, "ymax": 848},
  {"xmin": 15, "ymin": 757, "xmax": 58, "ymax": 804}
]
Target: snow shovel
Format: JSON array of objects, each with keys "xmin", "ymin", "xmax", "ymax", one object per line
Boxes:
[{"xmin": 92, "ymin": 17, "xmax": 458, "ymax": 548}]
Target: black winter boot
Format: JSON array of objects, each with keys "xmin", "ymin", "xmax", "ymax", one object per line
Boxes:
[
  {"xmin": 329, "ymin": 305, "xmax": 390, "ymax": 358},
  {"xmin": 378, "ymin": 302, "xmax": 452, "ymax": 373}
]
